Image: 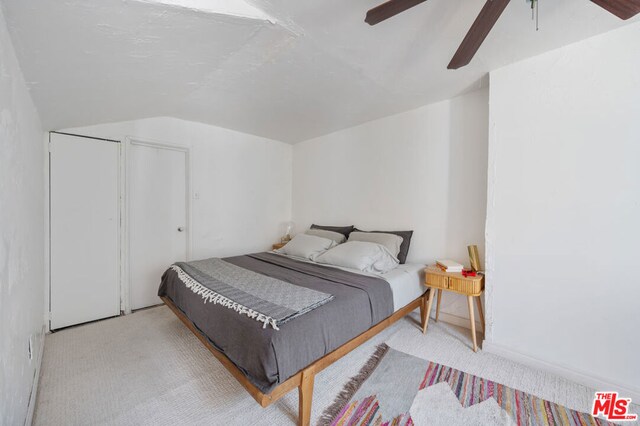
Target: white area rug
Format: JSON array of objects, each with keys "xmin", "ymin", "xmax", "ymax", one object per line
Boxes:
[
  {"xmin": 33, "ymin": 306, "xmax": 631, "ymax": 425},
  {"xmin": 410, "ymin": 383, "xmax": 515, "ymax": 426}
]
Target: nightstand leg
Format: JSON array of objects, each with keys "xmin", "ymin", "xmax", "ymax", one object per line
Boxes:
[
  {"xmin": 423, "ymin": 289, "xmax": 435, "ymax": 334},
  {"xmin": 435, "ymin": 289, "xmax": 442, "ymax": 322},
  {"xmin": 420, "ymin": 293, "xmax": 427, "ymax": 330},
  {"xmin": 475, "ymin": 297, "xmax": 485, "ymax": 333},
  {"xmin": 467, "ymin": 296, "xmax": 478, "ymax": 352}
]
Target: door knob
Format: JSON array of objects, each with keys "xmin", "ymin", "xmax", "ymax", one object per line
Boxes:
[{"xmin": 177, "ymin": 226, "xmax": 185, "ymax": 232}]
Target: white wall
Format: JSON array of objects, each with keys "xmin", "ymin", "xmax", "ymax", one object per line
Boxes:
[
  {"xmin": 64, "ymin": 117, "xmax": 292, "ymax": 260},
  {"xmin": 0, "ymin": 7, "xmax": 46, "ymax": 426},
  {"xmin": 485, "ymin": 22, "xmax": 640, "ymax": 398},
  {"xmin": 293, "ymin": 89, "xmax": 489, "ymax": 322}
]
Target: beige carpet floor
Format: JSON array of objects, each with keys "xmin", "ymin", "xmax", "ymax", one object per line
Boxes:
[{"xmin": 33, "ymin": 306, "xmax": 627, "ymax": 425}]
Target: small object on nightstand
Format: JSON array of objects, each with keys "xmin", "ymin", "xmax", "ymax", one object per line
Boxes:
[
  {"xmin": 272, "ymin": 242, "xmax": 287, "ymax": 250},
  {"xmin": 435, "ymin": 259, "xmax": 464, "ymax": 273},
  {"xmin": 280, "ymin": 221, "xmax": 295, "ymax": 244},
  {"xmin": 468, "ymin": 245, "xmax": 481, "ymax": 272},
  {"xmin": 423, "ymin": 265, "xmax": 485, "ymax": 352}
]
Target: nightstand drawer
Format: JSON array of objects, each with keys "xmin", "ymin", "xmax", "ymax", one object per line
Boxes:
[
  {"xmin": 447, "ymin": 276, "xmax": 482, "ymax": 294},
  {"xmin": 426, "ymin": 273, "xmax": 449, "ymax": 289}
]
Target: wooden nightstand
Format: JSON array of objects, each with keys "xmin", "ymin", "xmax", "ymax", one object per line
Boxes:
[
  {"xmin": 272, "ymin": 242, "xmax": 287, "ymax": 250},
  {"xmin": 423, "ymin": 265, "xmax": 485, "ymax": 352}
]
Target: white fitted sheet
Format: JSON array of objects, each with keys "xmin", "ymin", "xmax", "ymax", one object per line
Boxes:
[
  {"xmin": 380, "ymin": 263, "xmax": 426, "ymax": 311},
  {"xmin": 272, "ymin": 251, "xmax": 425, "ymax": 312}
]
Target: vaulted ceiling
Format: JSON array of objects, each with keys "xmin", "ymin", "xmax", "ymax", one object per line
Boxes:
[{"xmin": 1, "ymin": 0, "xmax": 637, "ymax": 143}]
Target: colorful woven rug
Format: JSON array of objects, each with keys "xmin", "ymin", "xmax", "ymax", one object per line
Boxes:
[{"xmin": 320, "ymin": 344, "xmax": 613, "ymax": 426}]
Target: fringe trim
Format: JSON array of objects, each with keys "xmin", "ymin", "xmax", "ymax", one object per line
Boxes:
[
  {"xmin": 170, "ymin": 265, "xmax": 279, "ymax": 330},
  {"xmin": 318, "ymin": 343, "xmax": 390, "ymax": 426}
]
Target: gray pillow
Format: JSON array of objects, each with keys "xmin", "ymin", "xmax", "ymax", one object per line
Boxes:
[
  {"xmin": 315, "ymin": 241, "xmax": 399, "ymax": 274},
  {"xmin": 310, "ymin": 224, "xmax": 355, "ymax": 238},
  {"xmin": 305, "ymin": 228, "xmax": 346, "ymax": 244},
  {"xmin": 348, "ymin": 231, "xmax": 402, "ymax": 260},
  {"xmin": 354, "ymin": 229, "xmax": 413, "ymax": 264},
  {"xmin": 276, "ymin": 234, "xmax": 336, "ymax": 260}
]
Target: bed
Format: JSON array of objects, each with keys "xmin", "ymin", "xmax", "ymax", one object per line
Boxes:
[{"xmin": 158, "ymin": 250, "xmax": 428, "ymax": 426}]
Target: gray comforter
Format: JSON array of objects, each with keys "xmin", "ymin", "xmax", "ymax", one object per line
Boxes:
[{"xmin": 158, "ymin": 252, "xmax": 393, "ymax": 393}]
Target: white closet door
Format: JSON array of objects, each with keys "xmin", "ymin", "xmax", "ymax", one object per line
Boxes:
[
  {"xmin": 50, "ymin": 133, "xmax": 121, "ymax": 329},
  {"xmin": 129, "ymin": 141, "xmax": 188, "ymax": 310}
]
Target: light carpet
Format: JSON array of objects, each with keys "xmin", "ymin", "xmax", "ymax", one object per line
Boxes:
[{"xmin": 33, "ymin": 306, "xmax": 633, "ymax": 425}]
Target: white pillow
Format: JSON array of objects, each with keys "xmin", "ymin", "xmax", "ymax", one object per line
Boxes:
[
  {"xmin": 348, "ymin": 231, "xmax": 402, "ymax": 260},
  {"xmin": 275, "ymin": 233, "xmax": 335, "ymax": 260},
  {"xmin": 315, "ymin": 241, "xmax": 399, "ymax": 274},
  {"xmin": 305, "ymin": 228, "xmax": 346, "ymax": 244}
]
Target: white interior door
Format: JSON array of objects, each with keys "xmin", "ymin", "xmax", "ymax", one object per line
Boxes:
[
  {"xmin": 50, "ymin": 133, "xmax": 121, "ymax": 329},
  {"xmin": 129, "ymin": 141, "xmax": 188, "ymax": 310}
]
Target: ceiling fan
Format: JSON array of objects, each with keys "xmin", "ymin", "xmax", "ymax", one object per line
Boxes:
[{"xmin": 365, "ymin": 0, "xmax": 640, "ymax": 69}]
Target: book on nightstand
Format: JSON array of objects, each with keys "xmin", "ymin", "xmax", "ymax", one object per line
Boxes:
[{"xmin": 436, "ymin": 259, "xmax": 464, "ymax": 273}]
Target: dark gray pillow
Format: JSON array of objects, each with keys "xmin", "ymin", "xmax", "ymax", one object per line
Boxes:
[
  {"xmin": 310, "ymin": 224, "xmax": 355, "ymax": 238},
  {"xmin": 354, "ymin": 229, "xmax": 413, "ymax": 264}
]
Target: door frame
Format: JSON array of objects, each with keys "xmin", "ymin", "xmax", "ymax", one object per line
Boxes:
[{"xmin": 122, "ymin": 136, "xmax": 192, "ymax": 314}]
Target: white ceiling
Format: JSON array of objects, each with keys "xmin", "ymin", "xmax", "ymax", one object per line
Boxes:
[{"xmin": 1, "ymin": 0, "xmax": 637, "ymax": 143}]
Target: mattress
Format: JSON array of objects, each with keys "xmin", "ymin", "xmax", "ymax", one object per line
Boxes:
[
  {"xmin": 380, "ymin": 263, "xmax": 427, "ymax": 312},
  {"xmin": 281, "ymin": 254, "xmax": 427, "ymax": 312},
  {"xmin": 271, "ymin": 252, "xmax": 426, "ymax": 312},
  {"xmin": 159, "ymin": 252, "xmax": 426, "ymax": 394}
]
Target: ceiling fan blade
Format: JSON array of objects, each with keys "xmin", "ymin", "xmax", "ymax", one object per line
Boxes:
[
  {"xmin": 448, "ymin": 0, "xmax": 511, "ymax": 70},
  {"xmin": 365, "ymin": 0, "xmax": 428, "ymax": 25},
  {"xmin": 590, "ymin": 0, "xmax": 640, "ymax": 19}
]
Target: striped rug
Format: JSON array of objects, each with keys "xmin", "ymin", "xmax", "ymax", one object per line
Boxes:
[{"xmin": 320, "ymin": 344, "xmax": 613, "ymax": 426}]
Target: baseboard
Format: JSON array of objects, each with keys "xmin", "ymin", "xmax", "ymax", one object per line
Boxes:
[
  {"xmin": 24, "ymin": 325, "xmax": 45, "ymax": 426},
  {"xmin": 483, "ymin": 340, "xmax": 640, "ymax": 402}
]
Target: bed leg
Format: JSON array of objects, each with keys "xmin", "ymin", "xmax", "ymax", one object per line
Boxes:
[
  {"xmin": 298, "ymin": 369, "xmax": 315, "ymax": 426},
  {"xmin": 420, "ymin": 292, "xmax": 429, "ymax": 333}
]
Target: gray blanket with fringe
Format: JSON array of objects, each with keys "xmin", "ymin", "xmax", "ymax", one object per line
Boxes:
[{"xmin": 172, "ymin": 258, "xmax": 334, "ymax": 330}]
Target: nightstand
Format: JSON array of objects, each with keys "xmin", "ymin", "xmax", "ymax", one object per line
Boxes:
[
  {"xmin": 272, "ymin": 242, "xmax": 287, "ymax": 250},
  {"xmin": 423, "ymin": 265, "xmax": 485, "ymax": 352}
]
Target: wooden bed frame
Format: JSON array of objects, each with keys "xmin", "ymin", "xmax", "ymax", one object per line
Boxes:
[{"xmin": 161, "ymin": 291, "xmax": 429, "ymax": 426}]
